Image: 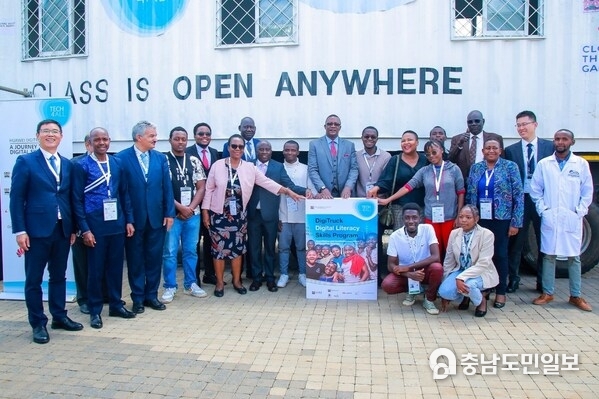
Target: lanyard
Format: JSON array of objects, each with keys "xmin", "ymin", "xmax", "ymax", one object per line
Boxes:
[
  {"xmin": 227, "ymin": 158, "xmax": 240, "ymax": 187},
  {"xmin": 484, "ymin": 168, "xmax": 494, "ymax": 198},
  {"xmin": 432, "ymin": 161, "xmax": 445, "ymax": 201},
  {"xmin": 91, "ymin": 153, "xmax": 112, "ymax": 197},
  {"xmin": 461, "ymin": 230, "xmax": 475, "ymax": 255},
  {"xmin": 362, "ymin": 152, "xmax": 377, "ymax": 181},
  {"xmin": 404, "ymin": 227, "xmax": 421, "ymax": 264},
  {"xmin": 169, "ymin": 152, "xmax": 189, "ymax": 186}
]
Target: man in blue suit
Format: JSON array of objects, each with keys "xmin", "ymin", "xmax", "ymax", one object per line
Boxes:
[
  {"xmin": 10, "ymin": 119, "xmax": 84, "ymax": 344},
  {"xmin": 248, "ymin": 141, "xmax": 307, "ymax": 292},
  {"xmin": 72, "ymin": 127, "xmax": 136, "ymax": 329},
  {"xmin": 117, "ymin": 121, "xmax": 175, "ymax": 314},
  {"xmin": 222, "ymin": 116, "xmax": 260, "ymax": 162},
  {"xmin": 308, "ymin": 114, "xmax": 359, "ymax": 199},
  {"xmin": 504, "ymin": 110, "xmax": 555, "ymax": 293}
]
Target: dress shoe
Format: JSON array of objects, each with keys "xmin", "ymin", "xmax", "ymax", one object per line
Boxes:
[
  {"xmin": 249, "ymin": 281, "xmax": 262, "ymax": 291},
  {"xmin": 493, "ymin": 301, "xmax": 506, "ymax": 309},
  {"xmin": 32, "ymin": 326, "xmax": 49, "ymax": 344},
  {"xmin": 266, "ymin": 282, "xmax": 278, "ymax": 292},
  {"xmin": 474, "ymin": 299, "xmax": 487, "ymax": 317},
  {"xmin": 90, "ymin": 314, "xmax": 103, "ymax": 329},
  {"xmin": 214, "ymin": 288, "xmax": 224, "ymax": 297},
  {"xmin": 569, "ymin": 296, "xmax": 592, "ymax": 312},
  {"xmin": 202, "ymin": 275, "xmax": 226, "ymax": 286},
  {"xmin": 233, "ymin": 285, "xmax": 247, "ymax": 295},
  {"xmin": 109, "ymin": 307, "xmax": 136, "ymax": 319},
  {"xmin": 458, "ymin": 298, "xmax": 470, "ymax": 310},
  {"xmin": 506, "ymin": 277, "xmax": 520, "ymax": 293},
  {"xmin": 143, "ymin": 298, "xmax": 166, "ymax": 311},
  {"xmin": 533, "ymin": 293, "xmax": 554, "ymax": 305},
  {"xmin": 79, "ymin": 303, "xmax": 90, "ymax": 314},
  {"xmin": 132, "ymin": 302, "xmax": 145, "ymax": 314},
  {"xmin": 51, "ymin": 316, "xmax": 84, "ymax": 331}
]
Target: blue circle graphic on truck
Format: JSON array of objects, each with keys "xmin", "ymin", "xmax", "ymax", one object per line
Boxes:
[
  {"xmin": 101, "ymin": 0, "xmax": 188, "ymax": 36},
  {"xmin": 300, "ymin": 0, "xmax": 415, "ymax": 13},
  {"xmin": 39, "ymin": 99, "xmax": 71, "ymax": 127}
]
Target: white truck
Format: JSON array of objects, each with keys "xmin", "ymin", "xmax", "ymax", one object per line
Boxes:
[{"xmin": 1, "ymin": 0, "xmax": 598, "ymax": 275}]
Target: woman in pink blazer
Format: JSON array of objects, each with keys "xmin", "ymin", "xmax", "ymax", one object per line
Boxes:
[{"xmin": 202, "ymin": 134, "xmax": 302, "ymax": 297}]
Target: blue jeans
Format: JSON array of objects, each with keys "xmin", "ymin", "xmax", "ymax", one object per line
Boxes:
[
  {"xmin": 438, "ymin": 271, "xmax": 485, "ymax": 306},
  {"xmin": 278, "ymin": 222, "xmax": 306, "ymax": 275},
  {"xmin": 542, "ymin": 255, "xmax": 582, "ymax": 297},
  {"xmin": 163, "ymin": 215, "xmax": 200, "ymax": 290}
]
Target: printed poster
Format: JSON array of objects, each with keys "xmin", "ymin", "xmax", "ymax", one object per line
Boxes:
[{"xmin": 305, "ymin": 198, "xmax": 378, "ymax": 300}]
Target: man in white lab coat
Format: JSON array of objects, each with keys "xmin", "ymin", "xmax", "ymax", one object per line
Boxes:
[{"xmin": 530, "ymin": 129, "xmax": 594, "ymax": 311}]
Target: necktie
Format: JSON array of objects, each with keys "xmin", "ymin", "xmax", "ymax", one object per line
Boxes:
[
  {"xmin": 49, "ymin": 155, "xmax": 58, "ymax": 173},
  {"xmin": 469, "ymin": 135, "xmax": 477, "ymax": 164},
  {"xmin": 527, "ymin": 143, "xmax": 534, "ymax": 177},
  {"xmin": 330, "ymin": 141, "xmax": 337, "ymax": 157},
  {"xmin": 140, "ymin": 152, "xmax": 149, "ymax": 170},
  {"xmin": 246, "ymin": 141, "xmax": 254, "ymax": 160},
  {"xmin": 202, "ymin": 149, "xmax": 209, "ymax": 170}
]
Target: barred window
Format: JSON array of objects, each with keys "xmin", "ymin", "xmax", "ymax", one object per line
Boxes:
[
  {"xmin": 452, "ymin": 0, "xmax": 544, "ymax": 39},
  {"xmin": 23, "ymin": 0, "xmax": 86, "ymax": 60},
  {"xmin": 217, "ymin": 0, "xmax": 297, "ymax": 47}
]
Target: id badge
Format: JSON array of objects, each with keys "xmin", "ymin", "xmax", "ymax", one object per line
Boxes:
[
  {"xmin": 431, "ymin": 203, "xmax": 445, "ymax": 223},
  {"xmin": 229, "ymin": 198, "xmax": 237, "ymax": 216},
  {"xmin": 408, "ymin": 278, "xmax": 421, "ymax": 295},
  {"xmin": 286, "ymin": 197, "xmax": 298, "ymax": 212},
  {"xmin": 180, "ymin": 187, "xmax": 192, "ymax": 206},
  {"xmin": 366, "ymin": 183, "xmax": 374, "ymax": 192},
  {"xmin": 480, "ymin": 198, "xmax": 493, "ymax": 220},
  {"xmin": 523, "ymin": 178, "xmax": 532, "ymax": 193},
  {"xmin": 103, "ymin": 198, "xmax": 118, "ymax": 221}
]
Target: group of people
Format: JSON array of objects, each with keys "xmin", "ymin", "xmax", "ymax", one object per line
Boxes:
[{"xmin": 9, "ymin": 109, "xmax": 593, "ymax": 344}]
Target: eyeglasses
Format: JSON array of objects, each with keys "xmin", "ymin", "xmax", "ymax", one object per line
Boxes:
[
  {"xmin": 326, "ymin": 122, "xmax": 341, "ymax": 127},
  {"xmin": 362, "ymin": 135, "xmax": 377, "ymax": 140},
  {"xmin": 515, "ymin": 121, "xmax": 535, "ymax": 128},
  {"xmin": 229, "ymin": 144, "xmax": 245, "ymax": 150},
  {"xmin": 196, "ymin": 132, "xmax": 211, "ymax": 137},
  {"xmin": 40, "ymin": 129, "xmax": 60, "ymax": 134},
  {"xmin": 467, "ymin": 119, "xmax": 482, "ymax": 124},
  {"xmin": 425, "ymin": 151, "xmax": 440, "ymax": 158}
]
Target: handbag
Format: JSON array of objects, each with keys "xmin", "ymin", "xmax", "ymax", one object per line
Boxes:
[{"xmin": 378, "ymin": 155, "xmax": 400, "ymax": 228}]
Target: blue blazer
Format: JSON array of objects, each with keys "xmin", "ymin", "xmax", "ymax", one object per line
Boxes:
[
  {"xmin": 466, "ymin": 158, "xmax": 524, "ymax": 228},
  {"xmin": 72, "ymin": 155, "xmax": 134, "ymax": 236},
  {"xmin": 116, "ymin": 146, "xmax": 175, "ymax": 230},
  {"xmin": 247, "ymin": 160, "xmax": 305, "ymax": 222},
  {"xmin": 504, "ymin": 138, "xmax": 554, "ymax": 182},
  {"xmin": 10, "ymin": 149, "xmax": 73, "ymax": 238},
  {"xmin": 222, "ymin": 138, "xmax": 260, "ymax": 161},
  {"xmin": 308, "ymin": 136, "xmax": 359, "ymax": 193}
]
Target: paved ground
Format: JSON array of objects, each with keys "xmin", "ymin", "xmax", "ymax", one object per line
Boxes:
[{"xmin": 1, "ymin": 265, "xmax": 599, "ymax": 399}]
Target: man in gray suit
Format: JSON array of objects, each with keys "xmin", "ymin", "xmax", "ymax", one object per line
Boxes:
[
  {"xmin": 504, "ymin": 110, "xmax": 554, "ymax": 293},
  {"xmin": 308, "ymin": 114, "xmax": 359, "ymax": 199}
]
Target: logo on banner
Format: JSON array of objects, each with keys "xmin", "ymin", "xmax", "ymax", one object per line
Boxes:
[
  {"xmin": 102, "ymin": 0, "xmax": 188, "ymax": 36},
  {"xmin": 39, "ymin": 99, "xmax": 72, "ymax": 126}
]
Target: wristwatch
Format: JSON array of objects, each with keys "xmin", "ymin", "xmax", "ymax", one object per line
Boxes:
[{"xmin": 319, "ymin": 186, "xmax": 326, "ymax": 193}]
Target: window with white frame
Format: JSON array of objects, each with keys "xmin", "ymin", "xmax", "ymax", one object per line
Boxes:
[
  {"xmin": 23, "ymin": 0, "xmax": 86, "ymax": 60},
  {"xmin": 452, "ymin": 0, "xmax": 543, "ymax": 39},
  {"xmin": 217, "ymin": 0, "xmax": 297, "ymax": 47}
]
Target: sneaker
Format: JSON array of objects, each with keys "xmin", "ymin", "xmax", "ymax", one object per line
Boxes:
[
  {"xmin": 402, "ymin": 294, "xmax": 416, "ymax": 306},
  {"xmin": 533, "ymin": 293, "xmax": 554, "ymax": 305},
  {"xmin": 569, "ymin": 296, "xmax": 592, "ymax": 312},
  {"xmin": 298, "ymin": 274, "xmax": 307, "ymax": 287},
  {"xmin": 277, "ymin": 274, "xmax": 289, "ymax": 288},
  {"xmin": 185, "ymin": 283, "xmax": 208, "ymax": 298},
  {"xmin": 161, "ymin": 287, "xmax": 177, "ymax": 303},
  {"xmin": 423, "ymin": 299, "xmax": 439, "ymax": 315}
]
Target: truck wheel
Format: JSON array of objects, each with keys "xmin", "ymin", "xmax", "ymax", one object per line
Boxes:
[{"xmin": 523, "ymin": 203, "xmax": 599, "ymax": 277}]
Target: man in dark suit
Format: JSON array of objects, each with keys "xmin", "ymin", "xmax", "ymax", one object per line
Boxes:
[
  {"xmin": 448, "ymin": 110, "xmax": 504, "ymax": 182},
  {"xmin": 10, "ymin": 119, "xmax": 84, "ymax": 344},
  {"xmin": 504, "ymin": 110, "xmax": 554, "ymax": 293},
  {"xmin": 308, "ymin": 114, "xmax": 359, "ymax": 199},
  {"xmin": 117, "ymin": 121, "xmax": 175, "ymax": 314},
  {"xmin": 186, "ymin": 122, "xmax": 220, "ymax": 286},
  {"xmin": 72, "ymin": 127, "xmax": 136, "ymax": 329},
  {"xmin": 248, "ymin": 141, "xmax": 306, "ymax": 292},
  {"xmin": 222, "ymin": 116, "xmax": 260, "ymax": 162}
]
